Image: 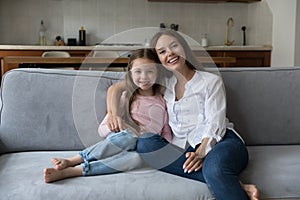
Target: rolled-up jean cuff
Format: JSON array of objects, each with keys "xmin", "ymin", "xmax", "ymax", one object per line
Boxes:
[
  {"xmin": 78, "ymin": 151, "xmax": 96, "ymax": 163},
  {"xmin": 81, "ymin": 161, "xmax": 90, "ymax": 176},
  {"xmin": 78, "ymin": 151, "xmax": 86, "ymax": 162}
]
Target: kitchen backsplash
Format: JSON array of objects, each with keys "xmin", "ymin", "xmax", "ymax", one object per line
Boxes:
[{"xmin": 0, "ymin": 0, "xmax": 272, "ymax": 46}]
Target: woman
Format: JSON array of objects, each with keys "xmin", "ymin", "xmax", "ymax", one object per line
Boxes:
[{"xmin": 107, "ymin": 30, "xmax": 259, "ymax": 200}]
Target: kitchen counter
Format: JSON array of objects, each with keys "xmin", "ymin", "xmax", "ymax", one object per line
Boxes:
[
  {"xmin": 0, "ymin": 44, "xmax": 272, "ymax": 79},
  {"xmin": 0, "ymin": 44, "xmax": 272, "ymax": 51}
]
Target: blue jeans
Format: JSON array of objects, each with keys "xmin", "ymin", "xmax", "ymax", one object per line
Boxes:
[
  {"xmin": 79, "ymin": 129, "xmax": 145, "ymax": 176},
  {"xmin": 136, "ymin": 129, "xmax": 249, "ymax": 200}
]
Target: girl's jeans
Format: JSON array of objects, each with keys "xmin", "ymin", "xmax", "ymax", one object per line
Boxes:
[
  {"xmin": 79, "ymin": 129, "xmax": 145, "ymax": 176},
  {"xmin": 136, "ymin": 129, "xmax": 250, "ymax": 200}
]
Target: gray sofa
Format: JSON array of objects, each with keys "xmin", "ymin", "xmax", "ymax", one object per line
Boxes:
[{"xmin": 0, "ymin": 67, "xmax": 299, "ymax": 200}]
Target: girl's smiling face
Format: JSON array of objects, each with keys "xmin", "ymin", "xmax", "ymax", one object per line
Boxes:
[
  {"xmin": 155, "ymin": 35, "xmax": 186, "ymax": 72},
  {"xmin": 130, "ymin": 58, "xmax": 158, "ymax": 96}
]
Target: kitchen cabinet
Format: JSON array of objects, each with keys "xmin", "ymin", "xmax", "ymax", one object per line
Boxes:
[
  {"xmin": 194, "ymin": 50, "xmax": 271, "ymax": 67},
  {"xmin": 211, "ymin": 50, "xmax": 271, "ymax": 67},
  {"xmin": 148, "ymin": 0, "xmax": 261, "ymax": 3},
  {"xmin": 0, "ymin": 47, "xmax": 95, "ymax": 82},
  {"xmin": 220, "ymin": 51, "xmax": 271, "ymax": 67}
]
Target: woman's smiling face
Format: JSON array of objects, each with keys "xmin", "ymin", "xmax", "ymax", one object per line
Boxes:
[{"xmin": 155, "ymin": 35, "xmax": 186, "ymax": 72}]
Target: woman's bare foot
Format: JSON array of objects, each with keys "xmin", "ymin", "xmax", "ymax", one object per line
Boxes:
[
  {"xmin": 243, "ymin": 184, "xmax": 259, "ymax": 200},
  {"xmin": 51, "ymin": 156, "xmax": 83, "ymax": 170},
  {"xmin": 44, "ymin": 167, "xmax": 82, "ymax": 183}
]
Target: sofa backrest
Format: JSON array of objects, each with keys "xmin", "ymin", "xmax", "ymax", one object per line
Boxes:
[
  {"xmin": 0, "ymin": 69, "xmax": 124, "ymax": 153},
  {"xmin": 219, "ymin": 67, "xmax": 300, "ymax": 145},
  {"xmin": 1, "ymin": 67, "xmax": 300, "ymax": 154}
]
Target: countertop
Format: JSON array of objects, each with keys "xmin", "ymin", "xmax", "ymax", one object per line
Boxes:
[{"xmin": 0, "ymin": 44, "xmax": 272, "ymax": 51}]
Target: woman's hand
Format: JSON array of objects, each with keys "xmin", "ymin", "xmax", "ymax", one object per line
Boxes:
[
  {"xmin": 182, "ymin": 137, "xmax": 214, "ymax": 173},
  {"xmin": 183, "ymin": 152, "xmax": 204, "ymax": 173},
  {"xmin": 107, "ymin": 113, "xmax": 125, "ymax": 133}
]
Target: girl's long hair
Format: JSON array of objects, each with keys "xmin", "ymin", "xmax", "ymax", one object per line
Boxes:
[
  {"xmin": 150, "ymin": 29, "xmax": 204, "ymax": 71},
  {"xmin": 123, "ymin": 48, "xmax": 166, "ymax": 130}
]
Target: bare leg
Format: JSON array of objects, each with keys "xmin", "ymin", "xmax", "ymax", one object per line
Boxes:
[
  {"xmin": 241, "ymin": 182, "xmax": 259, "ymax": 200},
  {"xmin": 51, "ymin": 155, "xmax": 83, "ymax": 170},
  {"xmin": 44, "ymin": 166, "xmax": 83, "ymax": 183}
]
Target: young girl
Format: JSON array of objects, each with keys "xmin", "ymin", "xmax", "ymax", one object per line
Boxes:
[
  {"xmin": 44, "ymin": 48, "xmax": 172, "ymax": 183},
  {"xmin": 107, "ymin": 30, "xmax": 259, "ymax": 200}
]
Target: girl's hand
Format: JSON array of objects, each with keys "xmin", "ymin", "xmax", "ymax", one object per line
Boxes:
[
  {"xmin": 183, "ymin": 152, "xmax": 204, "ymax": 173},
  {"xmin": 107, "ymin": 114, "xmax": 125, "ymax": 133}
]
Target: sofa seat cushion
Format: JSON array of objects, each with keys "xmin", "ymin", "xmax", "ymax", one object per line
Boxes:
[
  {"xmin": 1, "ymin": 147, "xmax": 300, "ymax": 200},
  {"xmin": 0, "ymin": 151, "xmax": 213, "ymax": 200},
  {"xmin": 241, "ymin": 145, "xmax": 300, "ymax": 199}
]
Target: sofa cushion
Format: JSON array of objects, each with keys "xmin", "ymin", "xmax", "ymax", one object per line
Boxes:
[
  {"xmin": 0, "ymin": 151, "xmax": 213, "ymax": 200},
  {"xmin": 241, "ymin": 145, "xmax": 300, "ymax": 199},
  {"xmin": 1, "ymin": 146, "xmax": 299, "ymax": 200},
  {"xmin": 219, "ymin": 67, "xmax": 300, "ymax": 145},
  {"xmin": 0, "ymin": 69, "xmax": 124, "ymax": 153}
]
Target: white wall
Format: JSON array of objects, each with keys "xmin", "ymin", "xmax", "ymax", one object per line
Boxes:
[
  {"xmin": 248, "ymin": 0, "xmax": 273, "ymax": 46},
  {"xmin": 5, "ymin": 0, "xmax": 299, "ymax": 67},
  {"xmin": 266, "ymin": 0, "xmax": 297, "ymax": 67},
  {"xmin": 0, "ymin": 0, "xmax": 271, "ymax": 47}
]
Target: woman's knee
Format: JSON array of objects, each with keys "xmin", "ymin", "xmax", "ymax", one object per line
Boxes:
[
  {"xmin": 202, "ymin": 160, "xmax": 224, "ymax": 183},
  {"xmin": 137, "ymin": 133, "xmax": 164, "ymax": 153},
  {"xmin": 202, "ymin": 141, "xmax": 248, "ymax": 183}
]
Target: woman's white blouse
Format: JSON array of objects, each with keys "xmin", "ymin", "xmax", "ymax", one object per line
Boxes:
[{"xmin": 164, "ymin": 70, "xmax": 240, "ymax": 153}]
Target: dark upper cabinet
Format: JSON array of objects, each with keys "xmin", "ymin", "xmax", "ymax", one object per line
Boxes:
[{"xmin": 148, "ymin": 0, "xmax": 261, "ymax": 2}]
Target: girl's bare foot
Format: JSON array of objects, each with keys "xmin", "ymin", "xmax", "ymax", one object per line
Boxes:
[
  {"xmin": 243, "ymin": 184, "xmax": 259, "ymax": 200},
  {"xmin": 51, "ymin": 158, "xmax": 71, "ymax": 170},
  {"xmin": 51, "ymin": 156, "xmax": 83, "ymax": 170},
  {"xmin": 44, "ymin": 167, "xmax": 82, "ymax": 183}
]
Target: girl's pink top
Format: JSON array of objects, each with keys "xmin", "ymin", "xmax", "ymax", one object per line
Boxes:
[{"xmin": 98, "ymin": 92, "xmax": 172, "ymax": 142}]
